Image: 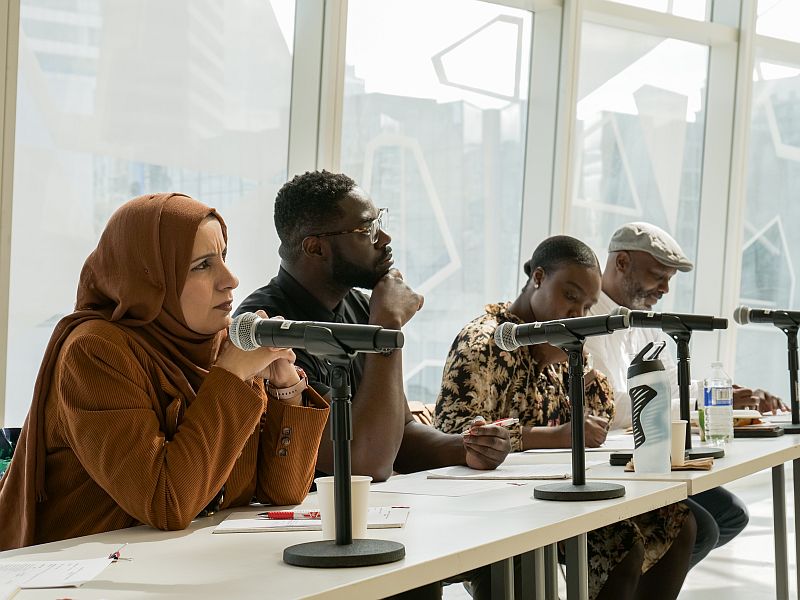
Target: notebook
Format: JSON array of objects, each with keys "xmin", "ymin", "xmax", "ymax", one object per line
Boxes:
[{"xmin": 213, "ymin": 506, "xmax": 410, "ymax": 534}]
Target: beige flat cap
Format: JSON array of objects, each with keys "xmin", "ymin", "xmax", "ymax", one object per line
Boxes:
[{"xmin": 608, "ymin": 222, "xmax": 693, "ymax": 272}]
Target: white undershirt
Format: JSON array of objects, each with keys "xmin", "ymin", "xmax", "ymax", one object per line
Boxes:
[{"xmin": 585, "ymin": 291, "xmax": 681, "ymax": 430}]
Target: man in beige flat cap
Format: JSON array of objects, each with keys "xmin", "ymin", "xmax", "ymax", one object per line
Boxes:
[
  {"xmin": 590, "ymin": 221, "xmax": 786, "ymax": 422},
  {"xmin": 585, "ymin": 221, "xmax": 753, "ymax": 569}
]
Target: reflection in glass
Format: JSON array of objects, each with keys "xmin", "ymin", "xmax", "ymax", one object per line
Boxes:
[
  {"xmin": 736, "ymin": 58, "xmax": 800, "ymax": 398},
  {"xmin": 569, "ymin": 23, "xmax": 708, "ymax": 314},
  {"xmin": 341, "ymin": 0, "xmax": 531, "ymax": 402},
  {"xmin": 757, "ymin": 0, "xmax": 800, "ymax": 43},
  {"xmin": 605, "ymin": 0, "xmax": 707, "ymax": 21},
  {"xmin": 7, "ymin": 0, "xmax": 295, "ymax": 424}
]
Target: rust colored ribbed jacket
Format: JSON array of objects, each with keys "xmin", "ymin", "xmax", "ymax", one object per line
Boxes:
[{"xmin": 0, "ymin": 319, "xmax": 329, "ymax": 549}]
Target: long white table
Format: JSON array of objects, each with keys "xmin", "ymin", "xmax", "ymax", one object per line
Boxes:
[
  {"xmin": 510, "ymin": 434, "xmax": 800, "ymax": 600},
  {"xmin": 0, "ymin": 476, "xmax": 687, "ymax": 600}
]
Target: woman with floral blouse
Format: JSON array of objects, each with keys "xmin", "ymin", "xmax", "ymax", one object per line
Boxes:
[{"xmin": 435, "ymin": 235, "xmax": 695, "ymax": 600}]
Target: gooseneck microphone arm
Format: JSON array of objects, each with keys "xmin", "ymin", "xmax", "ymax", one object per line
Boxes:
[
  {"xmin": 234, "ymin": 318, "xmax": 408, "ymax": 568},
  {"xmin": 735, "ymin": 305, "xmax": 800, "ymax": 430},
  {"xmin": 659, "ymin": 316, "xmax": 693, "ymax": 448},
  {"xmin": 627, "ymin": 311, "xmax": 728, "ymax": 458},
  {"xmin": 496, "ymin": 313, "xmax": 628, "ymax": 502},
  {"xmin": 494, "ymin": 308, "xmax": 630, "ymax": 351},
  {"xmin": 786, "ymin": 328, "xmax": 800, "ymax": 428}
]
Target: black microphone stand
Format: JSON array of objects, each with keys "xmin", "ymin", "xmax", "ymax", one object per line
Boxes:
[
  {"xmin": 283, "ymin": 326, "xmax": 405, "ymax": 567},
  {"xmin": 661, "ymin": 317, "xmax": 724, "ymax": 459},
  {"xmin": 533, "ymin": 328, "xmax": 626, "ymax": 501},
  {"xmin": 777, "ymin": 325, "xmax": 800, "ymax": 434}
]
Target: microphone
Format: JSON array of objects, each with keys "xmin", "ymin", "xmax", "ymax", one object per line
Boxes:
[
  {"xmin": 494, "ymin": 307, "xmax": 630, "ymax": 351},
  {"xmin": 628, "ymin": 310, "xmax": 728, "ymax": 332},
  {"xmin": 734, "ymin": 305, "xmax": 800, "ymax": 328},
  {"xmin": 229, "ymin": 312, "xmax": 404, "ymax": 354}
]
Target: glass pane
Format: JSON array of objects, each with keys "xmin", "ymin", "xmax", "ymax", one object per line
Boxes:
[
  {"xmin": 569, "ymin": 23, "xmax": 708, "ymax": 314},
  {"xmin": 6, "ymin": 0, "xmax": 295, "ymax": 425},
  {"xmin": 605, "ymin": 0, "xmax": 708, "ymax": 21},
  {"xmin": 735, "ymin": 57, "xmax": 800, "ymax": 399},
  {"xmin": 757, "ymin": 0, "xmax": 800, "ymax": 43},
  {"xmin": 341, "ymin": 0, "xmax": 531, "ymax": 402}
]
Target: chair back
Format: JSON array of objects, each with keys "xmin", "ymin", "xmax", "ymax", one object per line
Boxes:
[{"xmin": 0, "ymin": 427, "xmax": 21, "ymax": 476}]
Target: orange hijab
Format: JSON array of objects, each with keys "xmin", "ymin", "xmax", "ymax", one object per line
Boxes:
[{"xmin": 1, "ymin": 193, "xmax": 225, "ymax": 548}]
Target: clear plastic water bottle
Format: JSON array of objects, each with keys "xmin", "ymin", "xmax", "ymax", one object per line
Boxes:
[{"xmin": 703, "ymin": 362, "xmax": 734, "ymax": 444}]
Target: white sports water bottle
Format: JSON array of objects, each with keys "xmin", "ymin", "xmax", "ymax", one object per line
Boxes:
[
  {"xmin": 703, "ymin": 362, "xmax": 734, "ymax": 443},
  {"xmin": 628, "ymin": 341, "xmax": 671, "ymax": 473}
]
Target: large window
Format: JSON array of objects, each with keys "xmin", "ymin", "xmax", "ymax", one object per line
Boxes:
[
  {"xmin": 604, "ymin": 0, "xmax": 708, "ymax": 21},
  {"xmin": 735, "ymin": 55, "xmax": 800, "ymax": 398},
  {"xmin": 5, "ymin": 0, "xmax": 295, "ymax": 425},
  {"xmin": 568, "ymin": 23, "xmax": 708, "ymax": 313},
  {"xmin": 340, "ymin": 0, "xmax": 532, "ymax": 402},
  {"xmin": 757, "ymin": 0, "xmax": 800, "ymax": 43}
]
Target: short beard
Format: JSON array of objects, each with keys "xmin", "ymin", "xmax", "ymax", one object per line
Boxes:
[
  {"xmin": 620, "ymin": 276, "xmax": 651, "ymax": 310},
  {"xmin": 331, "ymin": 254, "xmax": 384, "ymax": 290}
]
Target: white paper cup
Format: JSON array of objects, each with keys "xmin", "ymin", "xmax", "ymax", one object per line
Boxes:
[
  {"xmin": 671, "ymin": 420, "xmax": 688, "ymax": 467},
  {"xmin": 315, "ymin": 475, "xmax": 372, "ymax": 540}
]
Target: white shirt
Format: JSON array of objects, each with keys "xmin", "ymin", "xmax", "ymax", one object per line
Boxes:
[{"xmin": 585, "ymin": 291, "xmax": 680, "ymax": 430}]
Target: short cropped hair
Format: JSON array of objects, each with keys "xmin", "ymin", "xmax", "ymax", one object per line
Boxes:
[
  {"xmin": 274, "ymin": 170, "xmax": 356, "ymax": 261},
  {"xmin": 523, "ymin": 235, "xmax": 599, "ymax": 287}
]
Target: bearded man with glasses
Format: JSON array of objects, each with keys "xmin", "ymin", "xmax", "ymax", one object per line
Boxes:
[{"xmin": 235, "ymin": 171, "xmax": 511, "ymax": 486}]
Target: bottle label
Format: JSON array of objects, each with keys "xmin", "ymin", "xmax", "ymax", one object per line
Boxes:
[{"xmin": 704, "ymin": 386, "xmax": 733, "ymax": 407}]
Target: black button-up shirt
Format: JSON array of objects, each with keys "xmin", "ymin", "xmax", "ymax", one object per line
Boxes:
[{"xmin": 234, "ymin": 267, "xmax": 371, "ymax": 399}]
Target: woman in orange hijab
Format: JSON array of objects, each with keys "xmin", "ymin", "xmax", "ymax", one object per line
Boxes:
[{"xmin": 0, "ymin": 193, "xmax": 329, "ymax": 550}]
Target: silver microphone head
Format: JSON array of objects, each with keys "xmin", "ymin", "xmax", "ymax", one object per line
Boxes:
[
  {"xmin": 494, "ymin": 321, "xmax": 519, "ymax": 351},
  {"xmin": 733, "ymin": 305, "xmax": 750, "ymax": 325},
  {"xmin": 612, "ymin": 306, "xmax": 631, "ymax": 327},
  {"xmin": 228, "ymin": 312, "xmax": 261, "ymax": 351}
]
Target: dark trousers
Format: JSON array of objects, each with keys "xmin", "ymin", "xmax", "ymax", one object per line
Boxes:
[{"xmin": 685, "ymin": 486, "xmax": 749, "ymax": 568}]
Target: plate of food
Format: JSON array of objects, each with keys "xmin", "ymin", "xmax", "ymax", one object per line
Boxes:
[
  {"xmin": 690, "ymin": 409, "xmax": 784, "ymax": 437},
  {"xmin": 690, "ymin": 409, "xmax": 762, "ymax": 424}
]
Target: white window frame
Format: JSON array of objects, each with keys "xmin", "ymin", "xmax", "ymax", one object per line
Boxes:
[
  {"xmin": 0, "ymin": 0, "xmax": 20, "ymax": 423},
  {"xmin": 1, "ymin": 0, "xmax": 794, "ymax": 421}
]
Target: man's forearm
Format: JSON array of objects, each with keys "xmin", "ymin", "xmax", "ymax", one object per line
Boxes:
[
  {"xmin": 393, "ymin": 421, "xmax": 466, "ymax": 473},
  {"xmin": 521, "ymin": 425, "xmax": 567, "ymax": 450},
  {"xmin": 315, "ymin": 353, "xmax": 407, "ymax": 482}
]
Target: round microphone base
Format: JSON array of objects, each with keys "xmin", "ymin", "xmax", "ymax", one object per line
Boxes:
[
  {"xmin": 283, "ymin": 539, "xmax": 405, "ymax": 568},
  {"xmin": 533, "ymin": 481, "xmax": 626, "ymax": 502},
  {"xmin": 687, "ymin": 446, "xmax": 725, "ymax": 459},
  {"xmin": 779, "ymin": 422, "xmax": 800, "ymax": 434}
]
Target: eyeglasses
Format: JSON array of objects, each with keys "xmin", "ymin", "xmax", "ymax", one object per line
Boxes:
[{"xmin": 313, "ymin": 208, "xmax": 388, "ymax": 245}]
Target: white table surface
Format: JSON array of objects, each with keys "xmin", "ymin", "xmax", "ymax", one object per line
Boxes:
[
  {"xmin": 508, "ymin": 434, "xmax": 800, "ymax": 494},
  {"xmin": 0, "ymin": 475, "xmax": 687, "ymax": 599}
]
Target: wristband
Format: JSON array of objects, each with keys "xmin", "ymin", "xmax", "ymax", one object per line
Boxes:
[{"xmin": 267, "ymin": 367, "xmax": 308, "ymax": 400}]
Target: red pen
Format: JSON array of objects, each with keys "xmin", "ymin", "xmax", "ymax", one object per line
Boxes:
[{"xmin": 257, "ymin": 510, "xmax": 321, "ymax": 520}]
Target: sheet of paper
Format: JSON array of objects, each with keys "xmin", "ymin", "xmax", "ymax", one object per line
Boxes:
[
  {"xmin": 522, "ymin": 433, "xmax": 635, "ymax": 454},
  {"xmin": 427, "ymin": 459, "xmax": 607, "ymax": 481},
  {"xmin": 213, "ymin": 506, "xmax": 410, "ymax": 534},
  {"xmin": 0, "ymin": 557, "xmax": 112, "ymax": 589},
  {"xmin": 0, "ymin": 583, "xmax": 18, "ymax": 600},
  {"xmin": 370, "ymin": 477, "xmax": 514, "ymax": 496},
  {"xmin": 427, "ymin": 464, "xmax": 570, "ymax": 480}
]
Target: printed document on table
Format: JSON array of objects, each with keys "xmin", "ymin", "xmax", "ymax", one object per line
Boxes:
[
  {"xmin": 0, "ymin": 583, "xmax": 18, "ymax": 600},
  {"xmin": 523, "ymin": 432, "xmax": 635, "ymax": 454},
  {"xmin": 0, "ymin": 557, "xmax": 113, "ymax": 589},
  {"xmin": 371, "ymin": 477, "xmax": 514, "ymax": 496},
  {"xmin": 213, "ymin": 506, "xmax": 410, "ymax": 534},
  {"xmin": 427, "ymin": 460, "xmax": 608, "ymax": 481},
  {"xmin": 427, "ymin": 463, "xmax": 574, "ymax": 480}
]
